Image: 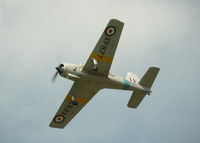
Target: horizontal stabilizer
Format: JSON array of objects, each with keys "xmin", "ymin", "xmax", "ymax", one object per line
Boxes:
[
  {"xmin": 127, "ymin": 91, "xmax": 146, "ymax": 108},
  {"xmin": 139, "ymin": 67, "xmax": 160, "ymax": 89},
  {"xmin": 127, "ymin": 67, "xmax": 160, "ymax": 108}
]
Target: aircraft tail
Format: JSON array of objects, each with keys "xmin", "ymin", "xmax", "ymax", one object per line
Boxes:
[
  {"xmin": 125, "ymin": 72, "xmax": 140, "ymax": 84},
  {"xmin": 139, "ymin": 67, "xmax": 160, "ymax": 89},
  {"xmin": 127, "ymin": 67, "xmax": 160, "ymax": 108}
]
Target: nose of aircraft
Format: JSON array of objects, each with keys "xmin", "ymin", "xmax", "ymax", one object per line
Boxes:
[
  {"xmin": 56, "ymin": 64, "xmax": 65, "ymax": 74},
  {"xmin": 52, "ymin": 63, "xmax": 65, "ymax": 82}
]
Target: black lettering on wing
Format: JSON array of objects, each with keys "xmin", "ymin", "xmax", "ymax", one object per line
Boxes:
[
  {"xmin": 103, "ymin": 41, "xmax": 109, "ymax": 46},
  {"xmin": 62, "ymin": 108, "xmax": 69, "ymax": 115},
  {"xmin": 104, "ymin": 36, "xmax": 111, "ymax": 42},
  {"xmin": 62, "ymin": 102, "xmax": 74, "ymax": 115},
  {"xmin": 100, "ymin": 45, "xmax": 107, "ymax": 50}
]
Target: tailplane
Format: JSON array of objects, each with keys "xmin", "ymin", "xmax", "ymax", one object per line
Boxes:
[
  {"xmin": 127, "ymin": 67, "xmax": 160, "ymax": 108},
  {"xmin": 139, "ymin": 67, "xmax": 160, "ymax": 89}
]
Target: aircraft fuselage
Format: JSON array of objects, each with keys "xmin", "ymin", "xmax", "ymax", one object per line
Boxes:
[{"xmin": 60, "ymin": 63, "xmax": 145, "ymax": 92}]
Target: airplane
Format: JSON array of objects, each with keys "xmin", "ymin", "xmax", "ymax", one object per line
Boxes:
[{"xmin": 49, "ymin": 19, "xmax": 160, "ymax": 129}]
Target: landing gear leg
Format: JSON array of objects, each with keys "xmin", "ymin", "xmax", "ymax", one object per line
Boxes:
[
  {"xmin": 92, "ymin": 58, "xmax": 98, "ymax": 71},
  {"xmin": 70, "ymin": 96, "xmax": 78, "ymax": 105}
]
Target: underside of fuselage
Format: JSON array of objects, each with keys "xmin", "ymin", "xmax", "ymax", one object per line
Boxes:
[{"xmin": 57, "ymin": 63, "xmax": 144, "ymax": 92}]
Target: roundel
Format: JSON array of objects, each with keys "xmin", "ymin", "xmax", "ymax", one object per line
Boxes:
[
  {"xmin": 54, "ymin": 115, "xmax": 65, "ymax": 123},
  {"xmin": 105, "ymin": 26, "xmax": 116, "ymax": 36}
]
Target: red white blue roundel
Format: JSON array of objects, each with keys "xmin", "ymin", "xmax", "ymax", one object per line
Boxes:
[
  {"xmin": 105, "ymin": 26, "xmax": 116, "ymax": 36},
  {"xmin": 54, "ymin": 115, "xmax": 65, "ymax": 123}
]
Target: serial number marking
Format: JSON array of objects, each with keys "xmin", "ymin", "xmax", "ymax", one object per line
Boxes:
[
  {"xmin": 62, "ymin": 103, "xmax": 73, "ymax": 115},
  {"xmin": 98, "ymin": 36, "xmax": 111, "ymax": 59}
]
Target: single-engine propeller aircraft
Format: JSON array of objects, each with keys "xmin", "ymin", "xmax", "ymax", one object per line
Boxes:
[{"xmin": 50, "ymin": 19, "xmax": 160, "ymax": 128}]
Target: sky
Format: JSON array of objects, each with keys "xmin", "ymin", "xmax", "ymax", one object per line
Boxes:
[{"xmin": 0, "ymin": 0, "xmax": 200, "ymax": 143}]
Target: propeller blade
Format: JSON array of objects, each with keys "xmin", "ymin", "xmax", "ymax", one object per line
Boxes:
[{"xmin": 52, "ymin": 71, "xmax": 58, "ymax": 83}]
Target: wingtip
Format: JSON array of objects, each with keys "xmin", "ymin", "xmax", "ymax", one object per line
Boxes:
[
  {"xmin": 49, "ymin": 123, "xmax": 64, "ymax": 129},
  {"xmin": 110, "ymin": 19, "xmax": 124, "ymax": 24},
  {"xmin": 127, "ymin": 104, "xmax": 138, "ymax": 109},
  {"xmin": 150, "ymin": 67, "xmax": 160, "ymax": 71}
]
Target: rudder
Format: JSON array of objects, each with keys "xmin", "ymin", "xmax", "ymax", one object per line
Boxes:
[{"xmin": 126, "ymin": 72, "xmax": 140, "ymax": 84}]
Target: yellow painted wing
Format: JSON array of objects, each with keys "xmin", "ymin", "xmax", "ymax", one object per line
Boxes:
[
  {"xmin": 83, "ymin": 19, "xmax": 124, "ymax": 76},
  {"xmin": 49, "ymin": 79, "xmax": 100, "ymax": 128}
]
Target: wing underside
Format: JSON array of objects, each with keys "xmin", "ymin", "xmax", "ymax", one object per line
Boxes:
[
  {"xmin": 49, "ymin": 79, "xmax": 100, "ymax": 128},
  {"xmin": 83, "ymin": 19, "xmax": 124, "ymax": 76}
]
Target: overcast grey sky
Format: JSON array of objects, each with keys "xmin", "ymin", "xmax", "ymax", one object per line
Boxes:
[{"xmin": 0, "ymin": 0, "xmax": 200, "ymax": 143}]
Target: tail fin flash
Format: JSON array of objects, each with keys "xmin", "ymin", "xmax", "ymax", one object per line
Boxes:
[
  {"xmin": 126, "ymin": 72, "xmax": 140, "ymax": 83},
  {"xmin": 127, "ymin": 67, "xmax": 160, "ymax": 108}
]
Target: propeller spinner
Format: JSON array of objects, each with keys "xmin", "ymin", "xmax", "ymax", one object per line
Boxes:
[{"xmin": 51, "ymin": 64, "xmax": 64, "ymax": 82}]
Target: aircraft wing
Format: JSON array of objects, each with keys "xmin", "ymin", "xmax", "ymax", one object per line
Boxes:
[
  {"xmin": 82, "ymin": 19, "xmax": 124, "ymax": 76},
  {"xmin": 49, "ymin": 79, "xmax": 100, "ymax": 128}
]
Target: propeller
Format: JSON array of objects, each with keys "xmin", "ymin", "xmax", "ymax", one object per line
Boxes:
[
  {"xmin": 51, "ymin": 64, "xmax": 64, "ymax": 83},
  {"xmin": 51, "ymin": 71, "xmax": 59, "ymax": 82}
]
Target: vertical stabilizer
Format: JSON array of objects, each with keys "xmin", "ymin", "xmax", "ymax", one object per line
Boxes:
[{"xmin": 126, "ymin": 72, "xmax": 140, "ymax": 84}]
